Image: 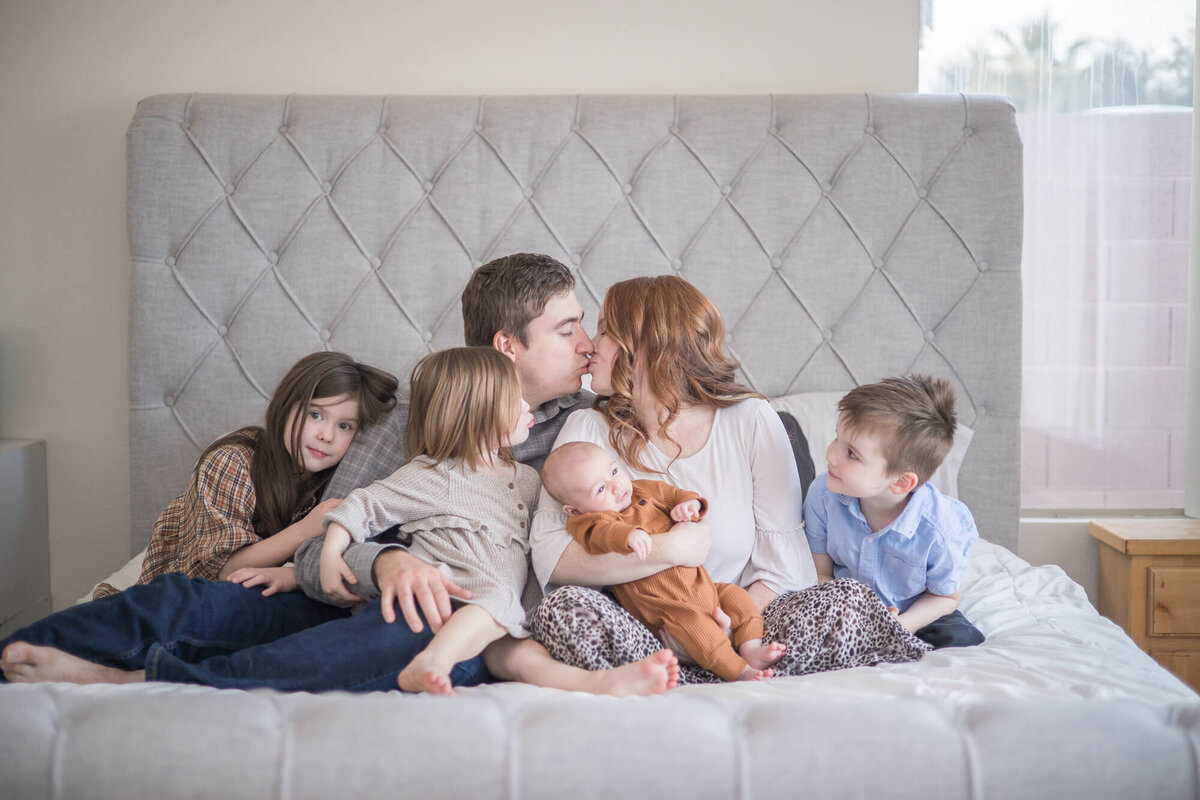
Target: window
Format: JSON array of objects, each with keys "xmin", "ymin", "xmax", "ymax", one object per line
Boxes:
[{"xmin": 920, "ymin": 1, "xmax": 1194, "ymax": 510}]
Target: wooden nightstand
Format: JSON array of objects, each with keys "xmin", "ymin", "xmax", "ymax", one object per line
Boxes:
[{"xmin": 1090, "ymin": 518, "xmax": 1200, "ymax": 692}]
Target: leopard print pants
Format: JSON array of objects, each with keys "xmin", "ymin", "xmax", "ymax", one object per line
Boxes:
[{"xmin": 529, "ymin": 578, "xmax": 932, "ymax": 685}]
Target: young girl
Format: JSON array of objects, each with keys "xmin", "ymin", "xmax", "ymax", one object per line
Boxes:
[
  {"xmin": 95, "ymin": 350, "xmax": 399, "ymax": 599},
  {"xmin": 318, "ymin": 346, "xmax": 545, "ymax": 694},
  {"xmin": 0, "ymin": 350, "xmax": 398, "ymax": 686}
]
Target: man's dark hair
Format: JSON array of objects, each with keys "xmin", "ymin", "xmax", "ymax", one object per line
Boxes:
[{"xmin": 462, "ymin": 253, "xmax": 576, "ymax": 346}]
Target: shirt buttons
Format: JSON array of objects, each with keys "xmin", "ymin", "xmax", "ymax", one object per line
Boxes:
[
  {"xmin": 519, "ymin": 521, "xmax": 526, "ymax": 529},
  {"xmin": 517, "ymin": 503, "xmax": 524, "ymax": 510},
  {"xmin": 508, "ymin": 482, "xmax": 515, "ymax": 489}
]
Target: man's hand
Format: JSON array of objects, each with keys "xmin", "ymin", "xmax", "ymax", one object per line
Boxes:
[
  {"xmin": 626, "ymin": 529, "xmax": 652, "ymax": 560},
  {"xmin": 372, "ymin": 549, "xmax": 472, "ymax": 632}
]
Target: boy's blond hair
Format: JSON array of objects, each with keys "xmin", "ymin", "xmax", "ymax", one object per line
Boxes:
[
  {"xmin": 405, "ymin": 347, "xmax": 523, "ymax": 471},
  {"xmin": 837, "ymin": 374, "xmax": 957, "ymax": 484}
]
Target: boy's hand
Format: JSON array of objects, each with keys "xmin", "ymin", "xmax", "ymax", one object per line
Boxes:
[
  {"xmin": 319, "ymin": 549, "xmax": 359, "ymax": 604},
  {"xmin": 626, "ymin": 528, "xmax": 652, "ymax": 560},
  {"xmin": 670, "ymin": 499, "xmax": 702, "ymax": 522},
  {"xmin": 227, "ymin": 565, "xmax": 297, "ymax": 596}
]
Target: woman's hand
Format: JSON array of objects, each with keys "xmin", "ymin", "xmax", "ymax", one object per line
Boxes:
[
  {"xmin": 227, "ymin": 565, "xmax": 297, "ymax": 596},
  {"xmin": 371, "ymin": 549, "xmax": 472, "ymax": 632},
  {"xmin": 664, "ymin": 520, "xmax": 710, "ymax": 568},
  {"xmin": 746, "ymin": 580, "xmax": 779, "ymax": 613},
  {"xmin": 660, "ymin": 605, "xmax": 732, "ymax": 664}
]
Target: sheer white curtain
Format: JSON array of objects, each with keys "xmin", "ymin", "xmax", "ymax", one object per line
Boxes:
[{"xmin": 921, "ymin": 3, "xmax": 1193, "ymax": 510}]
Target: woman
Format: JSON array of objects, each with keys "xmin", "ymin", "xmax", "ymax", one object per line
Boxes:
[{"xmin": 529, "ymin": 275, "xmax": 929, "ymax": 682}]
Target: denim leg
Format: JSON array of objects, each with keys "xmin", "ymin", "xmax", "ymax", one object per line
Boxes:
[
  {"xmin": 148, "ymin": 598, "xmax": 489, "ymax": 693},
  {"xmin": 0, "ymin": 573, "xmax": 346, "ymax": 678}
]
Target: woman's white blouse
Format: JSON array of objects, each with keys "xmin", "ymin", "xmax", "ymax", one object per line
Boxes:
[{"xmin": 530, "ymin": 398, "xmax": 817, "ymax": 595}]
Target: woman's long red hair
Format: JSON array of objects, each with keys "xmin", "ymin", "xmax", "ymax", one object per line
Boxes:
[{"xmin": 596, "ymin": 275, "xmax": 758, "ymax": 472}]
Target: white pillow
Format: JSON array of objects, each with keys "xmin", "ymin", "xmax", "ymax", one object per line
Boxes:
[
  {"xmin": 770, "ymin": 391, "xmax": 973, "ymax": 499},
  {"xmin": 77, "ymin": 548, "xmax": 146, "ymax": 604}
]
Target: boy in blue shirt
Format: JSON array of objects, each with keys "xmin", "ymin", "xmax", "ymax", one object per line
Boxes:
[{"xmin": 803, "ymin": 375, "xmax": 985, "ymax": 648}]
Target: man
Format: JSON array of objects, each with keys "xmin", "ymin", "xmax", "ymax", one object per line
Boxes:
[{"xmin": 292, "ymin": 253, "xmax": 707, "ymax": 684}]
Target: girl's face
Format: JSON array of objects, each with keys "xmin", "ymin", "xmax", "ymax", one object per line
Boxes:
[
  {"xmin": 587, "ymin": 315, "xmax": 621, "ymax": 397},
  {"xmin": 284, "ymin": 393, "xmax": 360, "ymax": 474},
  {"xmin": 503, "ymin": 397, "xmax": 534, "ymax": 449}
]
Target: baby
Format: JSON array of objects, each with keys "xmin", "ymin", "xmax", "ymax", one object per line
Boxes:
[{"xmin": 541, "ymin": 441, "xmax": 784, "ymax": 681}]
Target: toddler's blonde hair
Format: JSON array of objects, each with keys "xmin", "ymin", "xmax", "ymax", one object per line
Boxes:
[{"xmin": 405, "ymin": 347, "xmax": 523, "ymax": 470}]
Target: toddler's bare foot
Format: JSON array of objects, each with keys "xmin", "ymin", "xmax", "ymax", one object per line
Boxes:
[
  {"xmin": 1, "ymin": 642, "xmax": 144, "ymax": 685},
  {"xmin": 396, "ymin": 652, "xmax": 454, "ymax": 696},
  {"xmin": 737, "ymin": 665, "xmax": 774, "ymax": 682},
  {"xmin": 585, "ymin": 649, "xmax": 679, "ymax": 697},
  {"xmin": 739, "ymin": 638, "xmax": 786, "ymax": 670}
]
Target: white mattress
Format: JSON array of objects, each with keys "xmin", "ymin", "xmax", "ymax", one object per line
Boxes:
[{"xmin": 8, "ymin": 540, "xmax": 1199, "ymax": 799}]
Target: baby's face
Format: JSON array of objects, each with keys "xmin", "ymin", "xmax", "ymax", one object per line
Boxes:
[{"xmin": 564, "ymin": 448, "xmax": 634, "ymax": 514}]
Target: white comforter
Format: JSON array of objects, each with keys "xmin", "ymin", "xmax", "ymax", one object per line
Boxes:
[
  {"xmin": 8, "ymin": 540, "xmax": 1198, "ymax": 800},
  {"xmin": 81, "ymin": 539, "xmax": 1194, "ymax": 703},
  {"xmin": 657, "ymin": 539, "xmax": 1195, "ymax": 708}
]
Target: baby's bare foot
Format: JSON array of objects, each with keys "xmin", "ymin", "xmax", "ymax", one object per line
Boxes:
[
  {"xmin": 587, "ymin": 649, "xmax": 679, "ymax": 697},
  {"xmin": 397, "ymin": 653, "xmax": 454, "ymax": 696},
  {"xmin": 1, "ymin": 642, "xmax": 143, "ymax": 684},
  {"xmin": 739, "ymin": 638, "xmax": 786, "ymax": 670},
  {"xmin": 736, "ymin": 665, "xmax": 774, "ymax": 682}
]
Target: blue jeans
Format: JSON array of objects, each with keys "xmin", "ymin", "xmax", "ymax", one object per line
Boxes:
[{"xmin": 0, "ymin": 573, "xmax": 489, "ymax": 692}]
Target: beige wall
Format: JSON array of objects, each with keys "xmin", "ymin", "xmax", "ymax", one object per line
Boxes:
[{"xmin": 0, "ymin": 0, "xmax": 918, "ymax": 609}]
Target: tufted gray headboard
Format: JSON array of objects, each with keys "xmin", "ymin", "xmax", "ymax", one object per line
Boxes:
[{"xmin": 126, "ymin": 93, "xmax": 1022, "ymax": 555}]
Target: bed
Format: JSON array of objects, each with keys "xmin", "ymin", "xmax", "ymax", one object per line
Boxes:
[{"xmin": 3, "ymin": 93, "xmax": 1197, "ymax": 799}]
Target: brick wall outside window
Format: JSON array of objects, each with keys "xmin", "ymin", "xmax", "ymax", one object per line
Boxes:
[{"xmin": 1020, "ymin": 108, "xmax": 1190, "ymax": 509}]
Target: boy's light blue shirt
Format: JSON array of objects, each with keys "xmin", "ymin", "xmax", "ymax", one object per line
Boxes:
[{"xmin": 803, "ymin": 472, "xmax": 977, "ymax": 612}]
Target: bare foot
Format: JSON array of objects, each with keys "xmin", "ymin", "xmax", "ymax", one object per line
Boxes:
[
  {"xmin": 396, "ymin": 653, "xmax": 455, "ymax": 696},
  {"xmin": 584, "ymin": 649, "xmax": 679, "ymax": 697},
  {"xmin": 1, "ymin": 642, "xmax": 144, "ymax": 685},
  {"xmin": 739, "ymin": 638, "xmax": 786, "ymax": 670},
  {"xmin": 736, "ymin": 665, "xmax": 774, "ymax": 682}
]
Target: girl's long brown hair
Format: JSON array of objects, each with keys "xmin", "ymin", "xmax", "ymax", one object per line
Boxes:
[
  {"xmin": 597, "ymin": 275, "xmax": 759, "ymax": 472},
  {"xmin": 404, "ymin": 346, "xmax": 523, "ymax": 471},
  {"xmin": 198, "ymin": 351, "xmax": 398, "ymax": 536}
]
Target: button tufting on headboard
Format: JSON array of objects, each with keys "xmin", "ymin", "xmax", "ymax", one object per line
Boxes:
[{"xmin": 127, "ymin": 93, "xmax": 1022, "ymax": 554}]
